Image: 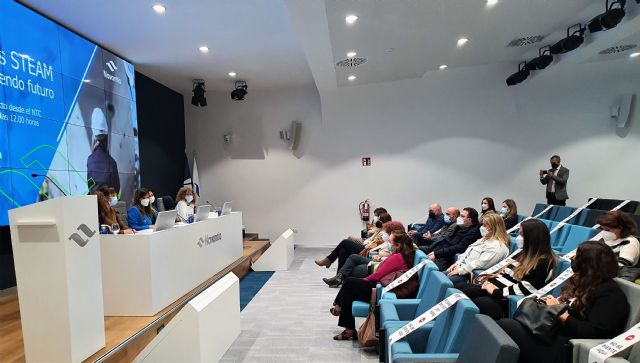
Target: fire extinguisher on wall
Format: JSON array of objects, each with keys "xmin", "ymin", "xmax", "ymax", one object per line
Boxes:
[{"xmin": 359, "ymin": 199, "xmax": 371, "ymax": 222}]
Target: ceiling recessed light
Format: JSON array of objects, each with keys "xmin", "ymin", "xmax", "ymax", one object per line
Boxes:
[
  {"xmin": 630, "ymin": 52, "xmax": 640, "ymax": 58},
  {"xmin": 228, "ymin": 72, "xmax": 237, "ymax": 77},
  {"xmin": 345, "ymin": 14, "xmax": 358, "ymax": 25},
  {"xmin": 457, "ymin": 38, "xmax": 469, "ymax": 47},
  {"xmin": 199, "ymin": 46, "xmax": 209, "ymax": 53},
  {"xmin": 486, "ymin": 0, "xmax": 498, "ymax": 7},
  {"xmin": 439, "ymin": 65, "xmax": 448, "ymax": 70},
  {"xmin": 347, "ymin": 75, "xmax": 356, "ymax": 81},
  {"xmin": 152, "ymin": 4, "xmax": 166, "ymax": 14},
  {"xmin": 346, "ymin": 51, "xmax": 357, "ymax": 58}
]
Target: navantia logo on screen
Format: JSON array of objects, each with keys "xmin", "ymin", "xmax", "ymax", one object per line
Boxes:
[
  {"xmin": 197, "ymin": 233, "xmax": 222, "ymax": 248},
  {"xmin": 68, "ymin": 224, "xmax": 96, "ymax": 247},
  {"xmin": 103, "ymin": 60, "xmax": 122, "ymax": 85}
]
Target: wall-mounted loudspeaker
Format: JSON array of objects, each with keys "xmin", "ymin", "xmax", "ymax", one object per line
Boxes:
[
  {"xmin": 289, "ymin": 121, "xmax": 301, "ymax": 150},
  {"xmin": 611, "ymin": 94, "xmax": 635, "ymax": 129}
]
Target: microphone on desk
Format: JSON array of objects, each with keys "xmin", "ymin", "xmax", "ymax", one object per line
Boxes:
[{"xmin": 31, "ymin": 173, "xmax": 68, "ymax": 196}]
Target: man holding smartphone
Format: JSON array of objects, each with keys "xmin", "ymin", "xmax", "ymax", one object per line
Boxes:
[{"xmin": 540, "ymin": 155, "xmax": 569, "ymax": 206}]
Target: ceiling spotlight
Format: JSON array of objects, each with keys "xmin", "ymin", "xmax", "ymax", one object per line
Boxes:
[
  {"xmin": 506, "ymin": 62, "xmax": 530, "ymax": 86},
  {"xmin": 439, "ymin": 65, "xmax": 448, "ymax": 69},
  {"xmin": 347, "ymin": 75, "xmax": 357, "ymax": 81},
  {"xmin": 550, "ymin": 24, "xmax": 586, "ymax": 54},
  {"xmin": 346, "ymin": 51, "xmax": 357, "ymax": 58},
  {"xmin": 152, "ymin": 4, "xmax": 166, "ymax": 14},
  {"xmin": 199, "ymin": 46, "xmax": 209, "ymax": 53},
  {"xmin": 231, "ymin": 81, "xmax": 248, "ymax": 101},
  {"xmin": 191, "ymin": 80, "xmax": 207, "ymax": 107},
  {"xmin": 457, "ymin": 37, "xmax": 469, "ymax": 47},
  {"xmin": 525, "ymin": 46, "xmax": 554, "ymax": 70},
  {"xmin": 588, "ymin": 0, "xmax": 626, "ymax": 33},
  {"xmin": 630, "ymin": 52, "xmax": 640, "ymax": 58},
  {"xmin": 486, "ymin": 0, "xmax": 499, "ymax": 7},
  {"xmin": 228, "ymin": 72, "xmax": 237, "ymax": 77},
  {"xmin": 345, "ymin": 14, "xmax": 358, "ymax": 24}
]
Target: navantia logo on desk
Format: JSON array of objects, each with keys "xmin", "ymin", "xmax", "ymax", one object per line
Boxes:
[
  {"xmin": 68, "ymin": 224, "xmax": 96, "ymax": 247},
  {"xmin": 197, "ymin": 233, "xmax": 222, "ymax": 248}
]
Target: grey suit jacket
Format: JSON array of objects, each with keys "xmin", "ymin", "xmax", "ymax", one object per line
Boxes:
[{"xmin": 540, "ymin": 165, "xmax": 569, "ymax": 200}]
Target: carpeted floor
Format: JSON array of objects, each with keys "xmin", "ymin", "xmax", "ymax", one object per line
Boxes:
[{"xmin": 240, "ymin": 271, "xmax": 274, "ymax": 311}]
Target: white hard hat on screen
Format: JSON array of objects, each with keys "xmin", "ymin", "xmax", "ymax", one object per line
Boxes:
[{"xmin": 91, "ymin": 108, "xmax": 108, "ymax": 138}]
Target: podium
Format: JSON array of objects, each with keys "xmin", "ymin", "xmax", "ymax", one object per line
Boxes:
[{"xmin": 9, "ymin": 195, "xmax": 106, "ymax": 363}]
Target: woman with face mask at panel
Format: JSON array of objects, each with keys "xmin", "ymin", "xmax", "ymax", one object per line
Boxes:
[
  {"xmin": 322, "ymin": 221, "xmax": 405, "ymax": 287},
  {"xmin": 595, "ymin": 211, "xmax": 639, "ymax": 268},
  {"xmin": 498, "ymin": 240, "xmax": 629, "ymax": 363},
  {"xmin": 501, "ymin": 199, "xmax": 519, "ymax": 231},
  {"xmin": 175, "ymin": 187, "xmax": 197, "ymax": 222},
  {"xmin": 446, "ymin": 213, "xmax": 510, "ymax": 284},
  {"xmin": 94, "ymin": 191, "xmax": 134, "ymax": 234},
  {"xmin": 479, "ymin": 197, "xmax": 497, "ymax": 223},
  {"xmin": 127, "ymin": 188, "xmax": 155, "ymax": 231}
]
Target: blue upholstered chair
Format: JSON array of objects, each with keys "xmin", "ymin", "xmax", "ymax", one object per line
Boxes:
[
  {"xmin": 531, "ymin": 203, "xmax": 551, "ymax": 218},
  {"xmin": 559, "ymin": 225, "xmax": 599, "ymax": 254},
  {"xmin": 551, "ymin": 205, "xmax": 577, "ymax": 223},
  {"xmin": 384, "ymin": 288, "xmax": 479, "ymax": 363}
]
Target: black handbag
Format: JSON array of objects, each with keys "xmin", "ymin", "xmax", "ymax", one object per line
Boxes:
[{"xmin": 513, "ymin": 297, "xmax": 569, "ymax": 344}]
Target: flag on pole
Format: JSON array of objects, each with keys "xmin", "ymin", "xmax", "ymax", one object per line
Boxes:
[{"xmin": 192, "ymin": 157, "xmax": 200, "ymax": 197}]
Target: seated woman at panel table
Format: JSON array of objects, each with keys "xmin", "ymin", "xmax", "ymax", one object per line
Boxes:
[
  {"xmin": 445, "ymin": 213, "xmax": 510, "ymax": 284},
  {"xmin": 175, "ymin": 187, "xmax": 197, "ymax": 222},
  {"xmin": 329, "ymin": 231, "xmax": 417, "ymax": 340},
  {"xmin": 595, "ymin": 211, "xmax": 640, "ymax": 269},
  {"xmin": 455, "ymin": 219, "xmax": 557, "ymax": 320},
  {"xmin": 127, "ymin": 188, "xmax": 155, "ymax": 231},
  {"xmin": 314, "ymin": 208, "xmax": 389, "ymax": 269},
  {"xmin": 94, "ymin": 191, "xmax": 134, "ymax": 234},
  {"xmin": 322, "ymin": 220, "xmax": 405, "ymax": 287},
  {"xmin": 501, "ymin": 198, "xmax": 519, "ymax": 231},
  {"xmin": 147, "ymin": 189, "xmax": 159, "ymax": 223},
  {"xmin": 498, "ymin": 240, "xmax": 629, "ymax": 363}
]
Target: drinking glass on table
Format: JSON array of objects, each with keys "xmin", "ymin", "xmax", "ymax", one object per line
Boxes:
[{"xmin": 111, "ymin": 223, "xmax": 120, "ymax": 235}]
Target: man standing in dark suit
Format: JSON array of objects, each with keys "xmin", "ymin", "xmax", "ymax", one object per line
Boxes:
[{"xmin": 540, "ymin": 155, "xmax": 569, "ymax": 206}]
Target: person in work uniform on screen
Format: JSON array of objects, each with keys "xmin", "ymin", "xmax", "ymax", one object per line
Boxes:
[{"xmin": 87, "ymin": 107, "xmax": 120, "ymax": 193}]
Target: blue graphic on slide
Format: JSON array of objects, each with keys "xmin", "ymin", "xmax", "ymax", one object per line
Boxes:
[{"xmin": 0, "ymin": 1, "xmax": 140, "ymax": 225}]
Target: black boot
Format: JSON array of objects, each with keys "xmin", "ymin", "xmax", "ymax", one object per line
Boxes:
[{"xmin": 323, "ymin": 273, "xmax": 344, "ymax": 288}]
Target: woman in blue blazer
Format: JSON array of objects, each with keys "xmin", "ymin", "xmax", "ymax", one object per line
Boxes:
[{"xmin": 127, "ymin": 188, "xmax": 155, "ymax": 230}]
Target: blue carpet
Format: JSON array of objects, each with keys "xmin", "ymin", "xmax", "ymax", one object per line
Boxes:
[{"xmin": 239, "ymin": 271, "xmax": 274, "ymax": 311}]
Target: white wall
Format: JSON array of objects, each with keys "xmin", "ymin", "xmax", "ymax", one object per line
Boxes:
[{"xmin": 185, "ymin": 60, "xmax": 640, "ymax": 246}]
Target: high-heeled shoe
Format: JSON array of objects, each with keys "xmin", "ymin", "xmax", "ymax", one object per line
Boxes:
[
  {"xmin": 333, "ymin": 329, "xmax": 356, "ymax": 340},
  {"xmin": 323, "ymin": 273, "xmax": 344, "ymax": 288},
  {"xmin": 314, "ymin": 258, "xmax": 332, "ymax": 268}
]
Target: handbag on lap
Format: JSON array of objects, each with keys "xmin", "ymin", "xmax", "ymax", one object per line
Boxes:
[
  {"xmin": 358, "ymin": 288, "xmax": 378, "ymax": 347},
  {"xmin": 513, "ymin": 297, "xmax": 569, "ymax": 344}
]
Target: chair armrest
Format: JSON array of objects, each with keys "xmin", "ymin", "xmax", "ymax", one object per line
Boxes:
[
  {"xmin": 380, "ymin": 299, "xmax": 420, "ymax": 323},
  {"xmin": 570, "ymin": 339, "xmax": 610, "ymax": 363},
  {"xmin": 395, "ymin": 354, "xmax": 459, "ymax": 363}
]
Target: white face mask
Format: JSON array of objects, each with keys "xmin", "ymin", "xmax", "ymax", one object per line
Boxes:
[
  {"xmin": 516, "ymin": 235, "xmax": 524, "ymax": 248},
  {"xmin": 109, "ymin": 196, "xmax": 118, "ymax": 206},
  {"xmin": 500, "ymin": 207, "xmax": 508, "ymax": 216},
  {"xmin": 481, "ymin": 204, "xmax": 489, "ymax": 211},
  {"xmin": 456, "ymin": 217, "xmax": 465, "ymax": 226},
  {"xmin": 149, "ymin": 196, "xmax": 156, "ymax": 204},
  {"xmin": 140, "ymin": 198, "xmax": 150, "ymax": 207},
  {"xmin": 185, "ymin": 195, "xmax": 194, "ymax": 203},
  {"xmin": 381, "ymin": 232, "xmax": 390, "ymax": 242},
  {"xmin": 372, "ymin": 215, "xmax": 379, "ymax": 223},
  {"xmin": 600, "ymin": 230, "xmax": 617, "ymax": 242},
  {"xmin": 387, "ymin": 243, "xmax": 393, "ymax": 252},
  {"xmin": 480, "ymin": 226, "xmax": 489, "ymax": 237}
]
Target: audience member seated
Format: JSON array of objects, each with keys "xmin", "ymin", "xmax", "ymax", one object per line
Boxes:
[
  {"xmin": 127, "ymin": 188, "xmax": 155, "ymax": 231},
  {"xmin": 98, "ymin": 186, "xmax": 119, "ymax": 207},
  {"xmin": 423, "ymin": 207, "xmax": 482, "ymax": 271},
  {"xmin": 408, "ymin": 203, "xmax": 445, "ymax": 245},
  {"xmin": 94, "ymin": 191, "xmax": 134, "ymax": 234},
  {"xmin": 322, "ymin": 221, "xmax": 405, "ymax": 287},
  {"xmin": 415, "ymin": 207, "xmax": 460, "ymax": 247},
  {"xmin": 595, "ymin": 211, "xmax": 639, "ymax": 268},
  {"xmin": 498, "ymin": 240, "xmax": 630, "ymax": 363},
  {"xmin": 361, "ymin": 207, "xmax": 388, "ymax": 240},
  {"xmin": 175, "ymin": 186, "xmax": 197, "ymax": 222},
  {"xmin": 501, "ymin": 198, "xmax": 519, "ymax": 231},
  {"xmin": 445, "ymin": 213, "xmax": 510, "ymax": 284},
  {"xmin": 329, "ymin": 231, "xmax": 416, "ymax": 340},
  {"xmin": 148, "ymin": 189, "xmax": 159, "ymax": 223},
  {"xmin": 480, "ymin": 196, "xmax": 497, "ymax": 223},
  {"xmin": 456, "ymin": 219, "xmax": 557, "ymax": 320},
  {"xmin": 315, "ymin": 212, "xmax": 392, "ymax": 270}
]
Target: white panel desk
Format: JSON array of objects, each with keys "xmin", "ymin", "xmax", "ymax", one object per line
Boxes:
[{"xmin": 100, "ymin": 212, "xmax": 243, "ymax": 316}]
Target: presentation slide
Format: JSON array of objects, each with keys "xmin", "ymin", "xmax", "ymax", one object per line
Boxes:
[{"xmin": 0, "ymin": 1, "xmax": 140, "ymax": 225}]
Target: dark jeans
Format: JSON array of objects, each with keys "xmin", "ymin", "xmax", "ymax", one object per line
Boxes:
[
  {"xmin": 334, "ymin": 277, "xmax": 376, "ymax": 330},
  {"xmin": 546, "ymin": 192, "xmax": 567, "ymax": 206},
  {"xmin": 455, "ymin": 282, "xmax": 505, "ymax": 320},
  {"xmin": 339, "ymin": 254, "xmax": 371, "ymax": 278},
  {"xmin": 497, "ymin": 318, "xmax": 570, "ymax": 363},
  {"xmin": 327, "ymin": 239, "xmax": 365, "ymax": 270}
]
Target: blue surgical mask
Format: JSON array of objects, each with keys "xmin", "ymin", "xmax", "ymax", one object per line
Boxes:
[
  {"xmin": 185, "ymin": 195, "xmax": 194, "ymax": 203},
  {"xmin": 110, "ymin": 196, "xmax": 118, "ymax": 206},
  {"xmin": 444, "ymin": 215, "xmax": 451, "ymax": 224},
  {"xmin": 500, "ymin": 207, "xmax": 508, "ymax": 216},
  {"xmin": 387, "ymin": 243, "xmax": 393, "ymax": 252}
]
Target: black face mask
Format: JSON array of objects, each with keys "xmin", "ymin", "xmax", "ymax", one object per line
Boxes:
[
  {"xmin": 428, "ymin": 211, "xmax": 436, "ymax": 219},
  {"xmin": 375, "ymin": 221, "xmax": 383, "ymax": 228}
]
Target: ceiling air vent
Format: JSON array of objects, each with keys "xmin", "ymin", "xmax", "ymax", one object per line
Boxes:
[
  {"xmin": 506, "ymin": 35, "xmax": 547, "ymax": 48},
  {"xmin": 599, "ymin": 44, "xmax": 637, "ymax": 55},
  {"xmin": 335, "ymin": 57, "xmax": 367, "ymax": 68}
]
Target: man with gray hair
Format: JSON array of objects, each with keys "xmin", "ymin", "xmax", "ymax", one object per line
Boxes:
[{"xmin": 409, "ymin": 203, "xmax": 445, "ymax": 245}]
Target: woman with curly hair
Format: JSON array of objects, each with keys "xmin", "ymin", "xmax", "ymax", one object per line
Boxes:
[{"xmin": 498, "ymin": 240, "xmax": 630, "ymax": 363}]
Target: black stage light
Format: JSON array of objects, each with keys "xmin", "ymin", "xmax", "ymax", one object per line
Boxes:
[
  {"xmin": 231, "ymin": 81, "xmax": 248, "ymax": 101},
  {"xmin": 506, "ymin": 62, "xmax": 530, "ymax": 86},
  {"xmin": 550, "ymin": 24, "xmax": 586, "ymax": 54},
  {"xmin": 191, "ymin": 80, "xmax": 207, "ymax": 107},
  {"xmin": 525, "ymin": 46, "xmax": 554, "ymax": 70},
  {"xmin": 588, "ymin": 0, "xmax": 626, "ymax": 33}
]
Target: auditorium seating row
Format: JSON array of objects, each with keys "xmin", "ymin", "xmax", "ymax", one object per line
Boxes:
[{"xmin": 531, "ymin": 201, "xmax": 640, "ymax": 228}]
